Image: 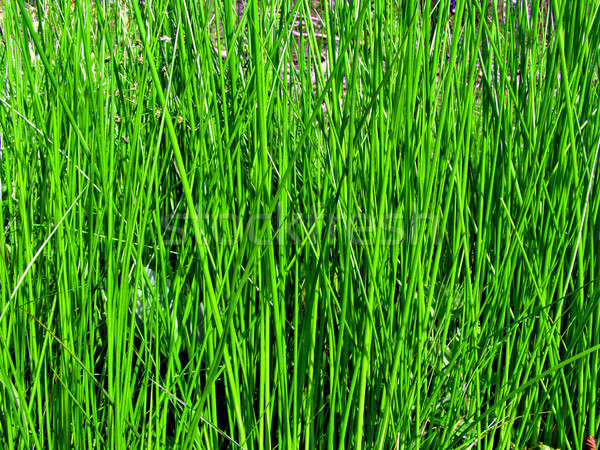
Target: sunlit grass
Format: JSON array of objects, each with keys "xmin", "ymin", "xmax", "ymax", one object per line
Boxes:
[{"xmin": 1, "ymin": 0, "xmax": 599, "ymax": 448}]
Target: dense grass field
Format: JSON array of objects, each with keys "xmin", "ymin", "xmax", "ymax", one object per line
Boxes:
[{"xmin": 1, "ymin": 0, "xmax": 600, "ymax": 448}]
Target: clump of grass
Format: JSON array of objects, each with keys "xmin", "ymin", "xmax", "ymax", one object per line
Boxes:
[{"xmin": 1, "ymin": 0, "xmax": 599, "ymax": 448}]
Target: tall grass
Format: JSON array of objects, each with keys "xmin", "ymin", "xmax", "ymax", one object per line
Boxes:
[{"xmin": 1, "ymin": 0, "xmax": 599, "ymax": 448}]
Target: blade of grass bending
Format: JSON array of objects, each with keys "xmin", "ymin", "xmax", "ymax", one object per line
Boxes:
[
  {"xmin": 561, "ymin": 136, "xmax": 600, "ymax": 300},
  {"xmin": 2, "ymin": 184, "xmax": 88, "ymax": 321},
  {"xmin": 0, "ymin": 96, "xmax": 102, "ymax": 194},
  {"xmin": 14, "ymin": 0, "xmax": 93, "ymax": 158},
  {"xmin": 149, "ymin": 377, "xmax": 244, "ymax": 449},
  {"xmin": 17, "ymin": 308, "xmax": 142, "ymax": 441},
  {"xmin": 128, "ymin": 0, "xmax": 218, "ymax": 330},
  {"xmin": 127, "ymin": 0, "xmax": 247, "ymax": 443},
  {"xmin": 451, "ymin": 343, "xmax": 600, "ymax": 449}
]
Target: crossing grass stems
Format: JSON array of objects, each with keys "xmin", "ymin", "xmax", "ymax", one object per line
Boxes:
[{"xmin": 0, "ymin": 0, "xmax": 599, "ymax": 448}]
